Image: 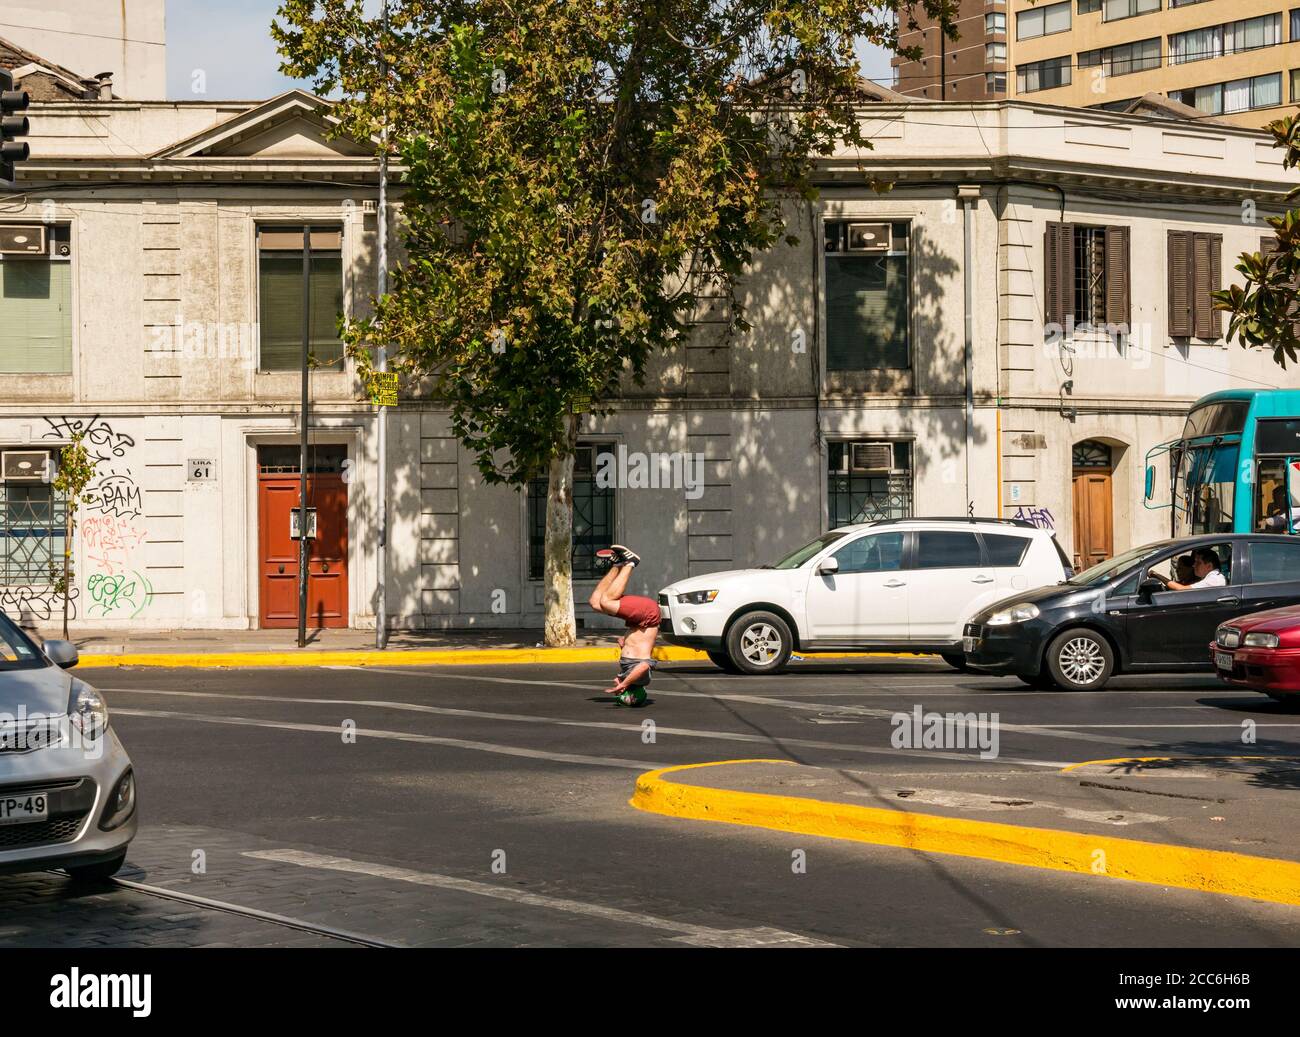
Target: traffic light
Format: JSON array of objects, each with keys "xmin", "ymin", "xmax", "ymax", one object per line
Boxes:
[{"xmin": 1, "ymin": 69, "xmax": 31, "ymax": 188}]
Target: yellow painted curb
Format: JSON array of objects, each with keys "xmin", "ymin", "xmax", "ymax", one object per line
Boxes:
[
  {"xmin": 74, "ymin": 646, "xmax": 931, "ymax": 669},
  {"xmin": 631, "ymin": 759, "xmax": 1300, "ymax": 908}
]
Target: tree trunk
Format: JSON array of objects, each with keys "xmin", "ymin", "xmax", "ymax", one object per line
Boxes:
[{"xmin": 542, "ymin": 414, "xmax": 580, "ymax": 647}]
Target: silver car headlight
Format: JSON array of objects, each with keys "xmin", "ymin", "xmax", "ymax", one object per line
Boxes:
[
  {"xmin": 68, "ymin": 681, "xmax": 108, "ymax": 740},
  {"xmin": 986, "ymin": 603, "xmax": 1041, "ymax": 626},
  {"xmin": 677, "ymin": 590, "xmax": 719, "ymax": 605},
  {"xmin": 1244, "ymin": 632, "xmax": 1281, "ymax": 649}
]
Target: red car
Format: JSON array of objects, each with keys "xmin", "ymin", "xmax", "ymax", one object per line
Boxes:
[{"xmin": 1211, "ymin": 605, "xmax": 1300, "ymax": 700}]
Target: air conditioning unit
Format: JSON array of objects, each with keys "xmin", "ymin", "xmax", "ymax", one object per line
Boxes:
[
  {"xmin": 845, "ymin": 223, "xmax": 891, "ymax": 253},
  {"xmin": 2, "ymin": 451, "xmax": 51, "ymax": 482},
  {"xmin": 0, "ymin": 225, "xmax": 47, "ymax": 257},
  {"xmin": 850, "ymin": 441, "xmax": 895, "ymax": 472}
]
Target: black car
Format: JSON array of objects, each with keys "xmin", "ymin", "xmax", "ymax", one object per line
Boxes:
[{"xmin": 963, "ymin": 534, "xmax": 1300, "ymax": 690}]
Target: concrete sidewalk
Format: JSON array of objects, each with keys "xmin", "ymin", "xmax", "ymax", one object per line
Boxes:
[{"xmin": 632, "ymin": 757, "xmax": 1300, "ymax": 907}]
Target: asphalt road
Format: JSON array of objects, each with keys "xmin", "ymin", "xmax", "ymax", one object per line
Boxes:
[{"xmin": 4, "ymin": 656, "xmax": 1300, "ymax": 948}]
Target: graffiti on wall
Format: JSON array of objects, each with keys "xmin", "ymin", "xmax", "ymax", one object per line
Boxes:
[
  {"xmin": 30, "ymin": 416, "xmax": 152, "ymax": 621},
  {"xmin": 86, "ymin": 570, "xmax": 153, "ymax": 618},
  {"xmin": 0, "ymin": 584, "xmax": 78, "ymax": 623},
  {"xmin": 84, "ymin": 470, "xmax": 143, "ymax": 520},
  {"xmin": 82, "ymin": 515, "xmax": 149, "ymax": 576},
  {"xmin": 1012, "ymin": 506, "xmax": 1055, "ymax": 530}
]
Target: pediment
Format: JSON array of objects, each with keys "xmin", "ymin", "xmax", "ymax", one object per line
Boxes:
[{"xmin": 153, "ymin": 90, "xmax": 375, "ymax": 160}]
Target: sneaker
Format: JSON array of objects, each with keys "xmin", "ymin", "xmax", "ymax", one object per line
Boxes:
[{"xmin": 610, "ymin": 544, "xmax": 641, "ymax": 568}]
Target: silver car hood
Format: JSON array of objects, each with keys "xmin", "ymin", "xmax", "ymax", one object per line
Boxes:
[{"xmin": 0, "ymin": 665, "xmax": 72, "ymax": 716}]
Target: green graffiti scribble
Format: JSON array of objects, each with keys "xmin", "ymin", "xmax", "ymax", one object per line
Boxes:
[{"xmin": 86, "ymin": 570, "xmax": 153, "ymax": 618}]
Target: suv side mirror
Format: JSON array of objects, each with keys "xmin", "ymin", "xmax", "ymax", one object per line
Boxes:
[
  {"xmin": 816, "ymin": 557, "xmax": 839, "ymax": 576},
  {"xmin": 42, "ymin": 639, "xmax": 79, "ymax": 669}
]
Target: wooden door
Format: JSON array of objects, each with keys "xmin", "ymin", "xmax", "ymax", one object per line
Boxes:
[
  {"xmin": 1072, "ymin": 468, "xmax": 1113, "ymax": 573},
  {"xmin": 258, "ymin": 474, "xmax": 348, "ymax": 628}
]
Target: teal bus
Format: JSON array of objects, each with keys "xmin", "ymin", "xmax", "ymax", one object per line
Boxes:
[{"xmin": 1145, "ymin": 389, "xmax": 1300, "ymax": 537}]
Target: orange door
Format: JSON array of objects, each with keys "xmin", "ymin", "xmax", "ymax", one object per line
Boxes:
[
  {"xmin": 1072, "ymin": 469, "xmax": 1114, "ymax": 573},
  {"xmin": 258, "ymin": 475, "xmax": 348, "ymax": 628}
]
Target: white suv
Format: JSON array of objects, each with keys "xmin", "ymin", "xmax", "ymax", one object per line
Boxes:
[{"xmin": 658, "ymin": 518, "xmax": 1072, "ymax": 674}]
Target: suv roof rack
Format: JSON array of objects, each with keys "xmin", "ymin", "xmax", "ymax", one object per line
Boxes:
[{"xmin": 869, "ymin": 516, "xmax": 1039, "ymax": 530}]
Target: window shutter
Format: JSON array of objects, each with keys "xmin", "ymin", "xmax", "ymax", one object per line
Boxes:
[
  {"xmin": 1167, "ymin": 230, "xmax": 1192, "ymax": 337},
  {"xmin": 1262, "ymin": 234, "xmax": 1300, "ymax": 338},
  {"xmin": 1045, "ymin": 222, "xmax": 1073, "ymax": 327},
  {"xmin": 1196, "ymin": 233, "xmax": 1222, "ymax": 339},
  {"xmin": 1104, "ymin": 225, "xmax": 1129, "ymax": 328},
  {"xmin": 0, "ymin": 261, "xmax": 73, "ymax": 373},
  {"xmin": 1191, "ymin": 232, "xmax": 1213, "ymax": 338}
]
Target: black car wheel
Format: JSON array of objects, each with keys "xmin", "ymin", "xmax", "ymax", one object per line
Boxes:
[
  {"xmin": 1045, "ymin": 627, "xmax": 1115, "ymax": 691},
  {"xmin": 706, "ymin": 650, "xmax": 742, "ymax": 674},
  {"xmin": 726, "ymin": 611, "xmax": 793, "ymax": 675},
  {"xmin": 940, "ymin": 653, "xmax": 969, "ymax": 672}
]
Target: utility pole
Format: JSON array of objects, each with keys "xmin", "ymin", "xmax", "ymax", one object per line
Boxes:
[
  {"xmin": 375, "ymin": 0, "xmax": 390, "ymax": 649},
  {"xmin": 297, "ymin": 226, "xmax": 312, "ymax": 648}
]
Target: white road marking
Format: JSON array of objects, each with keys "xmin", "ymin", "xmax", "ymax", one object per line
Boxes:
[
  {"xmin": 107, "ymin": 689, "xmax": 1073, "ymax": 769},
  {"xmin": 112, "ymin": 708, "xmax": 662, "ymax": 770},
  {"xmin": 243, "ymin": 848, "xmax": 840, "ymax": 948},
  {"xmin": 324, "ymin": 667, "xmax": 1146, "ymax": 749}
]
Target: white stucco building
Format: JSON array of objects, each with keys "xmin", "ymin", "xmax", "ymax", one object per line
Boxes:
[{"xmin": 1, "ymin": 68, "xmax": 1296, "ymax": 631}]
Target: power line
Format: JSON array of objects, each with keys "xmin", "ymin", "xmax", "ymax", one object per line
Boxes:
[{"xmin": 0, "ymin": 20, "xmax": 166, "ymax": 49}]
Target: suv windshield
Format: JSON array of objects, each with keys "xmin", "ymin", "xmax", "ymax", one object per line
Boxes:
[
  {"xmin": 0, "ymin": 612, "xmax": 48, "ymax": 671},
  {"xmin": 1067, "ymin": 541, "xmax": 1170, "ymax": 587},
  {"xmin": 770, "ymin": 531, "xmax": 847, "ymax": 569}
]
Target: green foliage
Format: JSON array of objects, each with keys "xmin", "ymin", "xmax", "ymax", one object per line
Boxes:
[
  {"xmin": 274, "ymin": 0, "xmax": 949, "ymax": 482},
  {"xmin": 1214, "ymin": 113, "xmax": 1300, "ymax": 369},
  {"xmin": 52, "ymin": 433, "xmax": 95, "ymax": 517}
]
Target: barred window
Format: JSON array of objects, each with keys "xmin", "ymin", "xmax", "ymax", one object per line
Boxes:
[
  {"xmin": 827, "ymin": 441, "xmax": 913, "ymax": 529},
  {"xmin": 528, "ymin": 444, "xmax": 616, "ymax": 580},
  {"xmin": 0, "ymin": 480, "xmax": 65, "ymax": 586}
]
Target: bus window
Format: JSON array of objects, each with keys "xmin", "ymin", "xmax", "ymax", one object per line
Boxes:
[
  {"xmin": 1180, "ymin": 442, "xmax": 1237, "ymax": 535},
  {"xmin": 1255, "ymin": 458, "xmax": 1300, "ymax": 533}
]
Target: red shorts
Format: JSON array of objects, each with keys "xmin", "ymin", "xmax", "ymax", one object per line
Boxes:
[{"xmin": 616, "ymin": 595, "xmax": 661, "ymax": 630}]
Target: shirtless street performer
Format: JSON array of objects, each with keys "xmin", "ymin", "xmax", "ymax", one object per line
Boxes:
[{"xmin": 588, "ymin": 545, "xmax": 658, "ymax": 707}]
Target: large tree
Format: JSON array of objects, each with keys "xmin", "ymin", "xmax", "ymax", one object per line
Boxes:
[
  {"xmin": 1215, "ymin": 113, "xmax": 1300, "ymax": 368},
  {"xmin": 274, "ymin": 0, "xmax": 950, "ymax": 644}
]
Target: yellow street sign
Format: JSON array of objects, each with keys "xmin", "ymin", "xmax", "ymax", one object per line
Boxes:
[{"xmin": 370, "ymin": 372, "xmax": 399, "ymax": 407}]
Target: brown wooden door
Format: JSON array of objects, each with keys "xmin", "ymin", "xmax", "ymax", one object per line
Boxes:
[
  {"xmin": 258, "ymin": 475, "xmax": 348, "ymax": 628},
  {"xmin": 1072, "ymin": 468, "xmax": 1114, "ymax": 573}
]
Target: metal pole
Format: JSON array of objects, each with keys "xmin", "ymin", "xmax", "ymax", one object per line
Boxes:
[
  {"xmin": 298, "ymin": 225, "xmax": 311, "ymax": 648},
  {"xmin": 375, "ymin": 0, "xmax": 390, "ymax": 650},
  {"xmin": 962, "ymin": 191, "xmax": 975, "ymax": 516}
]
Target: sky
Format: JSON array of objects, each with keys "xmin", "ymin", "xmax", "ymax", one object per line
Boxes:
[{"xmin": 166, "ymin": 0, "xmax": 896, "ymax": 101}]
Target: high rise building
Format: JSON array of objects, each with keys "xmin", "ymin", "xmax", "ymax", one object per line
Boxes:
[
  {"xmin": 894, "ymin": 0, "xmax": 1010, "ymax": 99},
  {"xmin": 893, "ymin": 0, "xmax": 1300, "ymax": 128}
]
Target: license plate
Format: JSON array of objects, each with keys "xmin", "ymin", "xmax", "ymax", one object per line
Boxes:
[
  {"xmin": 1215, "ymin": 651, "xmax": 1234, "ymax": 672},
  {"xmin": 962, "ymin": 636, "xmax": 976, "ymax": 653},
  {"xmin": 0, "ymin": 793, "xmax": 48, "ymax": 825}
]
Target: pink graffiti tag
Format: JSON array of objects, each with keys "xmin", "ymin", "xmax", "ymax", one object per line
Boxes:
[{"xmin": 81, "ymin": 515, "xmax": 148, "ymax": 575}]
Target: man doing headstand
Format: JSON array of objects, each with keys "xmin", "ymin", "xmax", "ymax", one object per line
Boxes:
[{"xmin": 588, "ymin": 545, "xmax": 658, "ymax": 707}]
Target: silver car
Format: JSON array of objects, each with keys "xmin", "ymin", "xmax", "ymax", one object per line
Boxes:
[{"xmin": 0, "ymin": 611, "xmax": 136, "ymax": 880}]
